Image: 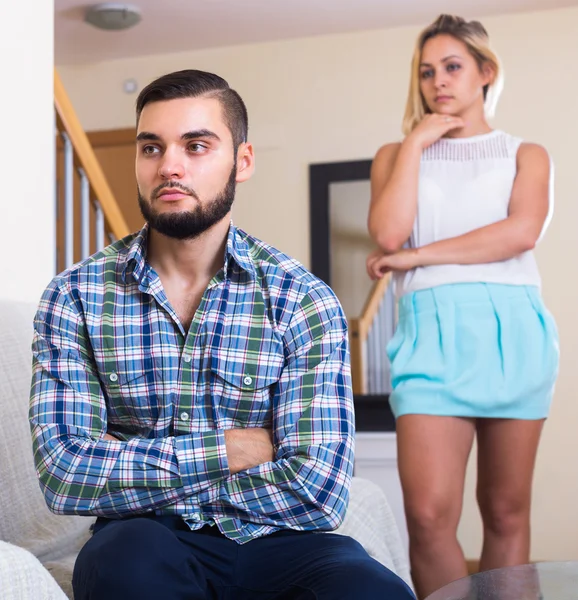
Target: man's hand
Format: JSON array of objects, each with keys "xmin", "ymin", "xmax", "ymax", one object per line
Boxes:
[
  {"xmin": 225, "ymin": 428, "xmax": 275, "ymax": 475},
  {"xmin": 103, "ymin": 433, "xmax": 120, "ymax": 441}
]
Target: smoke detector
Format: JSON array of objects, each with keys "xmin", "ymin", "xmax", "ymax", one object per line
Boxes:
[{"xmin": 85, "ymin": 3, "xmax": 142, "ymax": 31}]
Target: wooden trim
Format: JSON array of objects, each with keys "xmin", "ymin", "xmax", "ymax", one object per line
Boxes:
[
  {"xmin": 87, "ymin": 128, "xmax": 136, "ymax": 148},
  {"xmin": 348, "ymin": 318, "xmax": 365, "ymax": 395},
  {"xmin": 54, "ymin": 69, "xmax": 131, "ymax": 241},
  {"xmin": 466, "ymin": 560, "xmax": 479, "ymax": 575},
  {"xmin": 358, "ymin": 273, "xmax": 391, "ymax": 340}
]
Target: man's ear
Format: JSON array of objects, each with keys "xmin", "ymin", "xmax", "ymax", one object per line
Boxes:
[{"xmin": 235, "ymin": 142, "xmax": 255, "ymax": 183}]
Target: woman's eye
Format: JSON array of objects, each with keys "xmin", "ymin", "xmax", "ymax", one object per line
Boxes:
[
  {"xmin": 421, "ymin": 69, "xmax": 434, "ymax": 79},
  {"xmin": 447, "ymin": 63, "xmax": 461, "ymax": 72}
]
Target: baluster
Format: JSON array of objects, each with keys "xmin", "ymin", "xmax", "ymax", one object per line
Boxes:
[
  {"xmin": 79, "ymin": 168, "xmax": 90, "ymax": 260},
  {"xmin": 62, "ymin": 131, "xmax": 74, "ymax": 267},
  {"xmin": 95, "ymin": 203, "xmax": 105, "ymax": 251}
]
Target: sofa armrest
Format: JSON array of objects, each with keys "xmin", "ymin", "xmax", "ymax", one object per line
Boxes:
[
  {"xmin": 0, "ymin": 541, "xmax": 68, "ymax": 600},
  {"xmin": 333, "ymin": 477, "xmax": 412, "ymax": 588}
]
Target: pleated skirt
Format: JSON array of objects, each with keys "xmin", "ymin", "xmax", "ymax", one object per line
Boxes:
[{"xmin": 387, "ymin": 283, "xmax": 559, "ymax": 419}]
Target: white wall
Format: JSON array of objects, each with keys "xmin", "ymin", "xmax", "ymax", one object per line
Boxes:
[
  {"xmin": 1, "ymin": 1, "xmax": 55, "ymax": 303},
  {"xmin": 58, "ymin": 7, "xmax": 578, "ymax": 560}
]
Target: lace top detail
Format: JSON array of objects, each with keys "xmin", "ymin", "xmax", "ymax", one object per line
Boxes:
[{"xmin": 422, "ymin": 130, "xmax": 511, "ymax": 162}]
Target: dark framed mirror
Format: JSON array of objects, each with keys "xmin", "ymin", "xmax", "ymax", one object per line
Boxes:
[{"xmin": 309, "ymin": 159, "xmax": 396, "ymax": 432}]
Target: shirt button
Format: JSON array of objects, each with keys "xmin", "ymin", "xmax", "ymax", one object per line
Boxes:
[
  {"xmin": 183, "ymin": 355, "xmax": 192, "ymax": 363},
  {"xmin": 180, "ymin": 412, "xmax": 190, "ymax": 422},
  {"xmin": 109, "ymin": 373, "xmax": 118, "ymax": 382},
  {"xmin": 243, "ymin": 376, "xmax": 253, "ymax": 386}
]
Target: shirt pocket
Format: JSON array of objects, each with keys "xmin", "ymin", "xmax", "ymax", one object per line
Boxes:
[
  {"xmin": 209, "ymin": 354, "xmax": 284, "ymax": 427},
  {"xmin": 101, "ymin": 353, "xmax": 164, "ymax": 433}
]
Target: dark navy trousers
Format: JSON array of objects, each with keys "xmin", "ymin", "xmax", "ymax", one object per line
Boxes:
[{"xmin": 73, "ymin": 515, "xmax": 415, "ymax": 599}]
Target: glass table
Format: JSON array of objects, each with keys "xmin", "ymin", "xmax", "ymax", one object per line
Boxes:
[{"xmin": 425, "ymin": 562, "xmax": 578, "ymax": 599}]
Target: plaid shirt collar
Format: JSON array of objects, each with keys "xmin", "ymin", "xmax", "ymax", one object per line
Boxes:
[{"xmin": 121, "ymin": 221, "xmax": 257, "ymax": 286}]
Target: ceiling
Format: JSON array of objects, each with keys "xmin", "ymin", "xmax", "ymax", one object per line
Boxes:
[{"xmin": 55, "ymin": 0, "xmax": 578, "ymax": 65}]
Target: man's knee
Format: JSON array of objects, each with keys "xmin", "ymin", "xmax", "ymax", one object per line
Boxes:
[
  {"xmin": 310, "ymin": 536, "xmax": 415, "ymax": 598},
  {"xmin": 325, "ymin": 555, "xmax": 414, "ymax": 598},
  {"xmin": 73, "ymin": 518, "xmax": 201, "ymax": 599}
]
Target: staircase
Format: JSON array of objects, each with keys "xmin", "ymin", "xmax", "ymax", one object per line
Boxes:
[
  {"xmin": 54, "ymin": 69, "xmax": 130, "ymax": 273},
  {"xmin": 349, "ymin": 272, "xmax": 395, "ymax": 396}
]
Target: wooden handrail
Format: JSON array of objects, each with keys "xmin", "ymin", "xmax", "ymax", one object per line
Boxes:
[
  {"xmin": 54, "ymin": 69, "xmax": 130, "ymax": 241},
  {"xmin": 348, "ymin": 272, "xmax": 392, "ymax": 395},
  {"xmin": 358, "ymin": 273, "xmax": 391, "ymax": 340},
  {"xmin": 348, "ymin": 318, "xmax": 364, "ymax": 395}
]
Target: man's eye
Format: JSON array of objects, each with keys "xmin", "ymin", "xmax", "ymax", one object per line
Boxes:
[
  {"xmin": 188, "ymin": 143, "xmax": 206, "ymax": 152},
  {"xmin": 142, "ymin": 145, "xmax": 159, "ymax": 155}
]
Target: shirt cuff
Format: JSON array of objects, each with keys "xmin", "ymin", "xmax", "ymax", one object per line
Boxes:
[{"xmin": 174, "ymin": 429, "xmax": 229, "ymax": 492}]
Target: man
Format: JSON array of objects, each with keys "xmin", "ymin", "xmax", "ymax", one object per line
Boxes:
[{"xmin": 30, "ymin": 70, "xmax": 414, "ymax": 599}]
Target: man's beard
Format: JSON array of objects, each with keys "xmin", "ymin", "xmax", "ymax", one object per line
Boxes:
[{"xmin": 138, "ymin": 166, "xmax": 236, "ymax": 240}]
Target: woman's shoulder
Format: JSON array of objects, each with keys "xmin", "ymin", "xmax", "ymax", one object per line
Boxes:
[
  {"xmin": 372, "ymin": 142, "xmax": 402, "ymax": 167},
  {"xmin": 374, "ymin": 141, "xmax": 402, "ymax": 157},
  {"xmin": 370, "ymin": 142, "xmax": 403, "ymax": 184},
  {"xmin": 494, "ymin": 132, "xmax": 551, "ymax": 177},
  {"xmin": 516, "ymin": 142, "xmax": 551, "ymax": 170},
  {"xmin": 499, "ymin": 129, "xmax": 549, "ymax": 161},
  {"xmin": 517, "ymin": 141, "xmax": 549, "ymax": 155},
  {"xmin": 498, "ymin": 131, "xmax": 549, "ymax": 157}
]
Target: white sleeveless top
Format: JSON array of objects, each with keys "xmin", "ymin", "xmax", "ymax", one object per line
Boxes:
[{"xmin": 394, "ymin": 129, "xmax": 552, "ymax": 298}]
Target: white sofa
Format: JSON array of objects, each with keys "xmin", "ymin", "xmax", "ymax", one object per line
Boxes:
[{"xmin": 0, "ymin": 299, "xmax": 411, "ymax": 598}]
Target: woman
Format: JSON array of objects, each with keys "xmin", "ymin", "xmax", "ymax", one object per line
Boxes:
[{"xmin": 366, "ymin": 14, "xmax": 559, "ymax": 599}]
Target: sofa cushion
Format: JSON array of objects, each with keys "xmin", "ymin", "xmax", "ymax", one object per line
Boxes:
[
  {"xmin": 0, "ymin": 300, "xmax": 93, "ymax": 566},
  {"xmin": 334, "ymin": 477, "xmax": 412, "ymax": 588},
  {"xmin": 0, "ymin": 541, "xmax": 68, "ymax": 599}
]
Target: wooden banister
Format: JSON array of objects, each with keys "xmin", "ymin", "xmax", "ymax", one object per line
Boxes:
[
  {"xmin": 348, "ymin": 318, "xmax": 363, "ymax": 395},
  {"xmin": 358, "ymin": 273, "xmax": 391, "ymax": 340},
  {"xmin": 348, "ymin": 272, "xmax": 391, "ymax": 394},
  {"xmin": 54, "ymin": 69, "xmax": 130, "ymax": 241}
]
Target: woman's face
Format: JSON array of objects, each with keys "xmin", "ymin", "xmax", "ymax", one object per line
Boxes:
[{"xmin": 418, "ymin": 34, "xmax": 492, "ymax": 117}]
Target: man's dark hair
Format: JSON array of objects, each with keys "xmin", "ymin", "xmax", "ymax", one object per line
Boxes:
[{"xmin": 136, "ymin": 70, "xmax": 248, "ymax": 148}]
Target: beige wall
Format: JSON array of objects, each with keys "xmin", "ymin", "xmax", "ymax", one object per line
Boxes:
[
  {"xmin": 2, "ymin": 0, "xmax": 54, "ymax": 302},
  {"xmin": 58, "ymin": 7, "xmax": 578, "ymax": 559}
]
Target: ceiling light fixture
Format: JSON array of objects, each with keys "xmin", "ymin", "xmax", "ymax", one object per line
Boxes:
[{"xmin": 84, "ymin": 3, "xmax": 142, "ymax": 31}]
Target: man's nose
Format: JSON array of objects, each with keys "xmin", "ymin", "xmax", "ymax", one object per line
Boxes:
[{"xmin": 158, "ymin": 148, "xmax": 185, "ymax": 179}]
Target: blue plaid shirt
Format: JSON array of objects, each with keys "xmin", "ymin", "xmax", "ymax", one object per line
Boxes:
[{"xmin": 30, "ymin": 224, "xmax": 355, "ymax": 543}]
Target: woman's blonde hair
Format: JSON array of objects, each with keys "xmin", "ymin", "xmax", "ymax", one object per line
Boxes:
[{"xmin": 402, "ymin": 14, "xmax": 504, "ymax": 135}]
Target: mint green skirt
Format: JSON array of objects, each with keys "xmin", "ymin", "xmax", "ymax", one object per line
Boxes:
[{"xmin": 387, "ymin": 283, "xmax": 559, "ymax": 419}]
